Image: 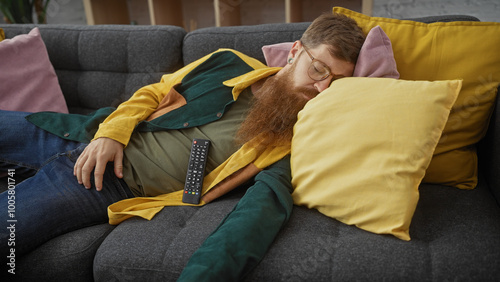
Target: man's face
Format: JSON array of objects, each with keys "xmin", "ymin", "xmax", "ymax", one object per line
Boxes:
[
  {"xmin": 283, "ymin": 41, "xmax": 355, "ymax": 100},
  {"xmin": 235, "ymin": 43, "xmax": 355, "ymax": 147}
]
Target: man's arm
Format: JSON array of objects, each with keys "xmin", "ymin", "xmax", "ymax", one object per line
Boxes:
[
  {"xmin": 91, "ymin": 82, "xmax": 173, "ymax": 146},
  {"xmin": 74, "ymin": 50, "xmax": 218, "ymax": 190},
  {"xmin": 73, "ymin": 82, "xmax": 170, "ymax": 190}
]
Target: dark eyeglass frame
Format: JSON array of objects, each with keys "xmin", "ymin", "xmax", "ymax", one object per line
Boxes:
[{"xmin": 301, "ymin": 43, "xmax": 345, "ymax": 82}]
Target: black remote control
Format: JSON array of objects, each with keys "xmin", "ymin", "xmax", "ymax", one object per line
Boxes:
[{"xmin": 182, "ymin": 139, "xmax": 210, "ymax": 204}]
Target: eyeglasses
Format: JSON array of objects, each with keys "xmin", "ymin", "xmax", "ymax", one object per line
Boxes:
[{"xmin": 301, "ymin": 43, "xmax": 345, "ymax": 82}]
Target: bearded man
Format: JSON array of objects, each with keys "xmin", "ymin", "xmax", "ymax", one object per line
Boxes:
[{"xmin": 0, "ymin": 12, "xmax": 365, "ymax": 277}]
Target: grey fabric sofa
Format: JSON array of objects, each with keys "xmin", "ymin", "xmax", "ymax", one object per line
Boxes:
[{"xmin": 1, "ymin": 14, "xmax": 500, "ymax": 281}]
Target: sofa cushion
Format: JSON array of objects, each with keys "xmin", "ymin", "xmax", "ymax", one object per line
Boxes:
[
  {"xmin": 0, "ymin": 28, "xmax": 4, "ymax": 41},
  {"xmin": 334, "ymin": 7, "xmax": 500, "ymax": 190},
  {"xmin": 291, "ymin": 78, "xmax": 461, "ymax": 240},
  {"xmin": 8, "ymin": 224, "xmax": 114, "ymax": 281},
  {"xmin": 94, "ymin": 189, "xmax": 243, "ymax": 281},
  {"xmin": 0, "ymin": 27, "xmax": 68, "ymax": 113},
  {"xmin": 246, "ymin": 182, "xmax": 500, "ymax": 281}
]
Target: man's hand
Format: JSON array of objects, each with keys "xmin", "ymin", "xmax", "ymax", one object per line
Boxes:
[{"xmin": 74, "ymin": 137, "xmax": 124, "ymax": 191}]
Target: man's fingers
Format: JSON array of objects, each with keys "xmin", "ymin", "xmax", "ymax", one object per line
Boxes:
[
  {"xmin": 73, "ymin": 145, "xmax": 99, "ymax": 189},
  {"xmin": 93, "ymin": 159, "xmax": 106, "ymax": 191},
  {"xmin": 114, "ymin": 150, "xmax": 124, "ymax": 179},
  {"xmin": 74, "ymin": 150, "xmax": 89, "ymax": 185},
  {"xmin": 81, "ymin": 158, "xmax": 96, "ymax": 189},
  {"xmin": 73, "ymin": 137, "xmax": 125, "ymax": 191}
]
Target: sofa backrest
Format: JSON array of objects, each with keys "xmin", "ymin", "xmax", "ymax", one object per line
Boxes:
[
  {"xmin": 182, "ymin": 22, "xmax": 310, "ymax": 65},
  {"xmin": 0, "ymin": 24, "xmax": 186, "ymax": 114}
]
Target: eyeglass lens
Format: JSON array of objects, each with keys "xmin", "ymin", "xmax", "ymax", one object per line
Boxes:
[{"xmin": 308, "ymin": 60, "xmax": 330, "ymax": 81}]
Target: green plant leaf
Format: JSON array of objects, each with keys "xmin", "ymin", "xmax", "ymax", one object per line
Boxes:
[{"xmin": 0, "ymin": 0, "xmax": 51, "ymax": 23}]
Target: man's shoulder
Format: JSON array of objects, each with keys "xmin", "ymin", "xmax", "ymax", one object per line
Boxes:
[
  {"xmin": 209, "ymin": 49, "xmax": 267, "ymax": 70},
  {"xmin": 182, "ymin": 49, "xmax": 256, "ymax": 83}
]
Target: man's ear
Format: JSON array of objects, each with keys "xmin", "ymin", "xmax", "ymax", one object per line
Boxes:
[{"xmin": 288, "ymin": 40, "xmax": 303, "ymax": 61}]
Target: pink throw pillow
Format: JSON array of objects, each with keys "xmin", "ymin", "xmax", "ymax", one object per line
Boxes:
[
  {"xmin": 353, "ymin": 25, "xmax": 399, "ymax": 78},
  {"xmin": 262, "ymin": 42, "xmax": 294, "ymax": 68},
  {"xmin": 0, "ymin": 27, "xmax": 68, "ymax": 113},
  {"xmin": 261, "ymin": 25, "xmax": 399, "ymax": 79}
]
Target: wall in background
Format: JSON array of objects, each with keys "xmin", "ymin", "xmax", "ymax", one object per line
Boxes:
[
  {"xmin": 0, "ymin": 0, "xmax": 498, "ymax": 26},
  {"xmin": 373, "ymin": 0, "xmax": 499, "ymax": 22}
]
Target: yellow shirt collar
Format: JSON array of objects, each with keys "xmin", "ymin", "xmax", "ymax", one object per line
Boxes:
[{"xmin": 224, "ymin": 67, "xmax": 282, "ymax": 100}]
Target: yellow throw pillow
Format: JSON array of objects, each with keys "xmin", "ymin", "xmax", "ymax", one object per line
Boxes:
[
  {"xmin": 291, "ymin": 78, "xmax": 462, "ymax": 240},
  {"xmin": 0, "ymin": 28, "xmax": 5, "ymax": 41},
  {"xmin": 333, "ymin": 7, "xmax": 500, "ymax": 189}
]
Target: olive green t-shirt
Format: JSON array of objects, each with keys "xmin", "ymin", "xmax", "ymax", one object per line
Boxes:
[{"xmin": 123, "ymin": 88, "xmax": 253, "ymax": 197}]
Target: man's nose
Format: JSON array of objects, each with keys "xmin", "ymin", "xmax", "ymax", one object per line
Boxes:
[{"xmin": 314, "ymin": 77, "xmax": 333, "ymax": 93}]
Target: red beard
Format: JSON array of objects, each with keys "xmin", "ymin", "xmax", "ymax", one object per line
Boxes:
[{"xmin": 236, "ymin": 68, "xmax": 319, "ymax": 148}]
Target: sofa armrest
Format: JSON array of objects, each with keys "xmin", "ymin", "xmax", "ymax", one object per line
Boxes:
[{"xmin": 478, "ymin": 85, "xmax": 500, "ymax": 205}]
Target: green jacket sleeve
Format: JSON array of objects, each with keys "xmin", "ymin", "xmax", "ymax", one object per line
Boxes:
[{"xmin": 177, "ymin": 155, "xmax": 293, "ymax": 282}]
